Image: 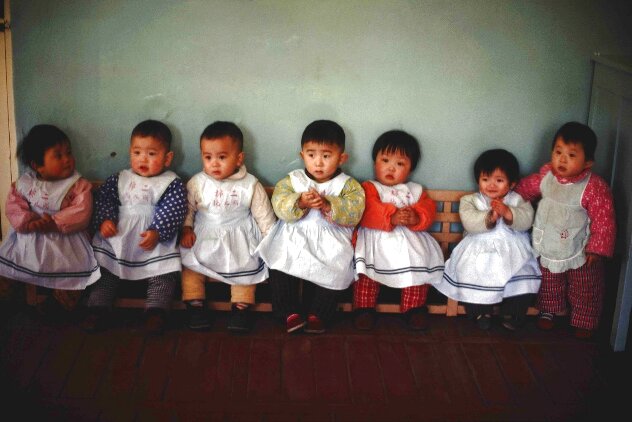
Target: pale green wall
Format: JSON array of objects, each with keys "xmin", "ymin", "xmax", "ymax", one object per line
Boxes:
[{"xmin": 11, "ymin": 0, "xmax": 632, "ymax": 190}]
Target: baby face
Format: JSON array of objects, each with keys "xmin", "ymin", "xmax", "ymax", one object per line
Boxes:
[
  {"xmin": 478, "ymin": 168, "xmax": 514, "ymax": 200},
  {"xmin": 551, "ymin": 137, "xmax": 593, "ymax": 179},
  {"xmin": 300, "ymin": 140, "xmax": 348, "ymax": 183},
  {"xmin": 374, "ymin": 149, "xmax": 412, "ymax": 186},
  {"xmin": 34, "ymin": 141, "xmax": 75, "ymax": 180},
  {"xmin": 129, "ymin": 135, "xmax": 173, "ymax": 177},
  {"xmin": 200, "ymin": 136, "xmax": 244, "ymax": 181}
]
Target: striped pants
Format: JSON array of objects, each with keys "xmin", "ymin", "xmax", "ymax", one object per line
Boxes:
[
  {"xmin": 353, "ymin": 274, "xmax": 429, "ymax": 313},
  {"xmin": 85, "ymin": 268, "xmax": 178, "ymax": 310},
  {"xmin": 537, "ymin": 260, "xmax": 605, "ymax": 330}
]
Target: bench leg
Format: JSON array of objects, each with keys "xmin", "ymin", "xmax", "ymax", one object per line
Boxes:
[{"xmin": 446, "ymin": 298, "xmax": 459, "ymax": 316}]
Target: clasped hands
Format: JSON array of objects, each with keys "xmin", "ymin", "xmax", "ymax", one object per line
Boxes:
[{"xmin": 100, "ymin": 219, "xmax": 159, "ymax": 251}]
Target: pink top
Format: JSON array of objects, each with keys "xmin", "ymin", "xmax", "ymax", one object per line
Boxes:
[
  {"xmin": 514, "ymin": 163, "xmax": 616, "ymax": 258},
  {"xmin": 5, "ymin": 177, "xmax": 93, "ymax": 234}
]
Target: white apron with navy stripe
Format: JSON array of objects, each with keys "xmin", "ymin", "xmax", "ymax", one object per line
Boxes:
[
  {"xmin": 0, "ymin": 170, "xmax": 101, "ymax": 290},
  {"xmin": 92, "ymin": 169, "xmax": 181, "ymax": 280},
  {"xmin": 435, "ymin": 191, "xmax": 541, "ymax": 304},
  {"xmin": 256, "ymin": 170, "xmax": 355, "ymax": 290},
  {"xmin": 180, "ymin": 172, "xmax": 267, "ymax": 285},
  {"xmin": 354, "ymin": 181, "xmax": 445, "ymax": 288}
]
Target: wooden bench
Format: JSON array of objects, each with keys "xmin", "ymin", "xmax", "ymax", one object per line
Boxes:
[{"xmin": 25, "ymin": 185, "xmax": 539, "ymax": 316}]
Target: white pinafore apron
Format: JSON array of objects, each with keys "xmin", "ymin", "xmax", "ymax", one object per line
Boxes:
[
  {"xmin": 354, "ymin": 181, "xmax": 444, "ymax": 288},
  {"xmin": 436, "ymin": 191, "xmax": 541, "ymax": 304},
  {"xmin": 180, "ymin": 172, "xmax": 267, "ymax": 285},
  {"xmin": 92, "ymin": 169, "xmax": 181, "ymax": 280},
  {"xmin": 531, "ymin": 171, "xmax": 590, "ymax": 273},
  {"xmin": 256, "ymin": 170, "xmax": 355, "ymax": 290},
  {"xmin": 0, "ymin": 170, "xmax": 101, "ymax": 290}
]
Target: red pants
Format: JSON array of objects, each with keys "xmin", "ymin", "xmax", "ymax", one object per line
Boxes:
[
  {"xmin": 537, "ymin": 260, "xmax": 605, "ymax": 330},
  {"xmin": 353, "ymin": 274, "xmax": 429, "ymax": 313}
]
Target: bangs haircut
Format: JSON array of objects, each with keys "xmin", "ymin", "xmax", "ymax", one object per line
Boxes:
[
  {"xmin": 552, "ymin": 121, "xmax": 597, "ymax": 161},
  {"xmin": 18, "ymin": 124, "xmax": 70, "ymax": 168},
  {"xmin": 131, "ymin": 120, "xmax": 173, "ymax": 150},
  {"xmin": 200, "ymin": 121, "xmax": 244, "ymax": 151},
  {"xmin": 371, "ymin": 130, "xmax": 421, "ymax": 170},
  {"xmin": 473, "ymin": 149, "xmax": 520, "ymax": 184},
  {"xmin": 301, "ymin": 120, "xmax": 345, "ymax": 150}
]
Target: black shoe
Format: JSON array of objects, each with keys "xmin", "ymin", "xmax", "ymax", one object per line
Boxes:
[
  {"xmin": 476, "ymin": 314, "xmax": 492, "ymax": 330},
  {"xmin": 186, "ymin": 303, "xmax": 211, "ymax": 331},
  {"xmin": 81, "ymin": 307, "xmax": 109, "ymax": 333},
  {"xmin": 405, "ymin": 307, "xmax": 429, "ymax": 331},
  {"xmin": 227, "ymin": 304, "xmax": 252, "ymax": 333},
  {"xmin": 353, "ymin": 308, "xmax": 376, "ymax": 331}
]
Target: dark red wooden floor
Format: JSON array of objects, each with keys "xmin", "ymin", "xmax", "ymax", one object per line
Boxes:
[{"xmin": 1, "ymin": 302, "xmax": 630, "ymax": 422}]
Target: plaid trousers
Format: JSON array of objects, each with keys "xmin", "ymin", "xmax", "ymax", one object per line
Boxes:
[{"xmin": 353, "ymin": 274, "xmax": 429, "ymax": 313}]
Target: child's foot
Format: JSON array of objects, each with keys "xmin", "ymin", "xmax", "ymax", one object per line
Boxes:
[
  {"xmin": 286, "ymin": 313, "xmax": 305, "ymax": 334},
  {"xmin": 476, "ymin": 314, "xmax": 492, "ymax": 330},
  {"xmin": 144, "ymin": 308, "xmax": 167, "ymax": 335},
  {"xmin": 574, "ymin": 328, "xmax": 594, "ymax": 340},
  {"xmin": 501, "ymin": 315, "xmax": 522, "ymax": 332},
  {"xmin": 405, "ymin": 307, "xmax": 429, "ymax": 331},
  {"xmin": 227, "ymin": 303, "xmax": 252, "ymax": 333},
  {"xmin": 304, "ymin": 314, "xmax": 325, "ymax": 334},
  {"xmin": 36, "ymin": 296, "xmax": 70, "ymax": 323},
  {"xmin": 80, "ymin": 307, "xmax": 109, "ymax": 333},
  {"xmin": 186, "ymin": 303, "xmax": 211, "ymax": 331},
  {"xmin": 353, "ymin": 308, "xmax": 376, "ymax": 331},
  {"xmin": 536, "ymin": 312, "xmax": 555, "ymax": 331}
]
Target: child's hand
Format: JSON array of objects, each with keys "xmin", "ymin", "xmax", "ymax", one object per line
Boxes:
[
  {"xmin": 27, "ymin": 213, "xmax": 58, "ymax": 233},
  {"xmin": 390, "ymin": 207, "xmax": 419, "ymax": 226},
  {"xmin": 586, "ymin": 253, "xmax": 601, "ymax": 266},
  {"xmin": 180, "ymin": 226, "xmax": 196, "ymax": 248},
  {"xmin": 485, "ymin": 210, "xmax": 499, "ymax": 228},
  {"xmin": 298, "ymin": 188, "xmax": 324, "ymax": 210},
  {"xmin": 100, "ymin": 220, "xmax": 118, "ymax": 238},
  {"xmin": 490, "ymin": 199, "xmax": 513, "ymax": 223},
  {"xmin": 139, "ymin": 229, "xmax": 160, "ymax": 251}
]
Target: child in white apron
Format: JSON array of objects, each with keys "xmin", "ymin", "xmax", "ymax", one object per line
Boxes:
[
  {"xmin": 83, "ymin": 120, "xmax": 187, "ymax": 334},
  {"xmin": 435, "ymin": 149, "xmax": 541, "ymax": 330},
  {"xmin": 353, "ymin": 130, "xmax": 444, "ymax": 331},
  {"xmin": 179, "ymin": 121, "xmax": 276, "ymax": 333},
  {"xmin": 0, "ymin": 125, "xmax": 100, "ymax": 319},
  {"xmin": 256, "ymin": 120, "xmax": 365, "ymax": 334}
]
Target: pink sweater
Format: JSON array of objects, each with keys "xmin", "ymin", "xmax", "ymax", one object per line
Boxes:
[
  {"xmin": 6, "ymin": 177, "xmax": 93, "ymax": 234},
  {"xmin": 514, "ymin": 163, "xmax": 616, "ymax": 258}
]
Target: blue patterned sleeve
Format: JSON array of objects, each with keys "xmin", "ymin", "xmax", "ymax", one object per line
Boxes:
[
  {"xmin": 148, "ymin": 178, "xmax": 188, "ymax": 242},
  {"xmin": 91, "ymin": 173, "xmax": 120, "ymax": 232}
]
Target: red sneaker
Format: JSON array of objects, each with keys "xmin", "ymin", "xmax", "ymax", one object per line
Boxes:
[
  {"xmin": 304, "ymin": 314, "xmax": 325, "ymax": 334},
  {"xmin": 536, "ymin": 312, "xmax": 555, "ymax": 331},
  {"xmin": 286, "ymin": 313, "xmax": 305, "ymax": 333}
]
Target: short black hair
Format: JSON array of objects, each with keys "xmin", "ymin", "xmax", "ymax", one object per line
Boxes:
[
  {"xmin": 552, "ymin": 121, "xmax": 597, "ymax": 161},
  {"xmin": 18, "ymin": 124, "xmax": 70, "ymax": 168},
  {"xmin": 473, "ymin": 149, "xmax": 520, "ymax": 184},
  {"xmin": 300, "ymin": 120, "xmax": 345, "ymax": 150},
  {"xmin": 131, "ymin": 120, "xmax": 172, "ymax": 150},
  {"xmin": 200, "ymin": 121, "xmax": 244, "ymax": 151},
  {"xmin": 371, "ymin": 130, "xmax": 421, "ymax": 171}
]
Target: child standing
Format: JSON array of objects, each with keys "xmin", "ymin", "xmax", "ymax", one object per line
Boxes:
[
  {"xmin": 179, "ymin": 121, "xmax": 276, "ymax": 333},
  {"xmin": 82, "ymin": 120, "xmax": 187, "ymax": 334},
  {"xmin": 515, "ymin": 122, "xmax": 616, "ymax": 339},
  {"xmin": 435, "ymin": 149, "xmax": 541, "ymax": 330},
  {"xmin": 353, "ymin": 130, "xmax": 444, "ymax": 331},
  {"xmin": 256, "ymin": 120, "xmax": 365, "ymax": 334},
  {"xmin": 0, "ymin": 125, "xmax": 100, "ymax": 318}
]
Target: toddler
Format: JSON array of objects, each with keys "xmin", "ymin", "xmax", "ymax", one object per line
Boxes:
[
  {"xmin": 435, "ymin": 149, "xmax": 541, "ymax": 330},
  {"xmin": 180, "ymin": 121, "xmax": 276, "ymax": 333},
  {"xmin": 353, "ymin": 130, "xmax": 444, "ymax": 331},
  {"xmin": 515, "ymin": 122, "xmax": 616, "ymax": 339},
  {"xmin": 256, "ymin": 120, "xmax": 365, "ymax": 334},
  {"xmin": 0, "ymin": 124, "xmax": 100, "ymax": 318},
  {"xmin": 82, "ymin": 120, "xmax": 187, "ymax": 334}
]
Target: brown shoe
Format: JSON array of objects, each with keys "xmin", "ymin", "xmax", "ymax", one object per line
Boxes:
[
  {"xmin": 406, "ymin": 307, "xmax": 429, "ymax": 331},
  {"xmin": 353, "ymin": 309, "xmax": 376, "ymax": 331},
  {"xmin": 144, "ymin": 308, "xmax": 167, "ymax": 335}
]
